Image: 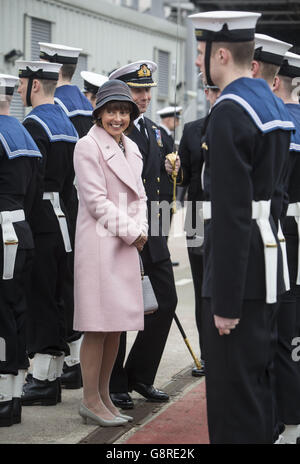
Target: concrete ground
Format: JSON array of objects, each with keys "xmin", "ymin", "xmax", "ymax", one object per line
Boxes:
[{"xmin": 0, "ymin": 206, "xmax": 201, "ymax": 444}]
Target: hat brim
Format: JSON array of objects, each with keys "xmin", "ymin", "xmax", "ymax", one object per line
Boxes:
[
  {"xmin": 92, "ymin": 94, "xmax": 140, "ymax": 120},
  {"xmin": 127, "ymin": 82, "xmax": 157, "ymax": 88}
]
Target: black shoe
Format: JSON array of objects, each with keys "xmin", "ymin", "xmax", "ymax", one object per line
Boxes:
[
  {"xmin": 21, "ymin": 377, "xmax": 60, "ymax": 406},
  {"xmin": 61, "ymin": 363, "xmax": 83, "ymax": 390},
  {"xmin": 110, "ymin": 392, "xmax": 134, "ymax": 410},
  {"xmin": 12, "ymin": 398, "xmax": 22, "ymax": 424},
  {"xmin": 24, "ymin": 374, "xmax": 61, "ymax": 403},
  {"xmin": 0, "ymin": 400, "xmax": 13, "ymax": 427},
  {"xmin": 192, "ymin": 361, "xmax": 205, "ymax": 377},
  {"xmin": 130, "ymin": 383, "xmax": 169, "ymax": 402}
]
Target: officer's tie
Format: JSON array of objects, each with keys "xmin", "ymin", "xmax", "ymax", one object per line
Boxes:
[{"xmin": 138, "ymin": 118, "xmax": 149, "ymax": 145}]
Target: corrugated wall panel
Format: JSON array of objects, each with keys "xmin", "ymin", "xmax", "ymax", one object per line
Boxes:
[{"xmin": 1, "ymin": 0, "xmax": 186, "ymax": 120}]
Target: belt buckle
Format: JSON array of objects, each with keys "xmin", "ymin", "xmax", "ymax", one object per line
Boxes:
[{"xmin": 4, "ymin": 239, "xmax": 18, "ymax": 245}]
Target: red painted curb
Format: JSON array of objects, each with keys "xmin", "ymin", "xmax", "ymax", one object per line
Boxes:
[{"xmin": 124, "ymin": 380, "xmax": 209, "ymax": 444}]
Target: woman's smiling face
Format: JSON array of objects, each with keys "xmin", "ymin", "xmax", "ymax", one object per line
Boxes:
[{"xmin": 99, "ymin": 102, "xmax": 131, "ymax": 142}]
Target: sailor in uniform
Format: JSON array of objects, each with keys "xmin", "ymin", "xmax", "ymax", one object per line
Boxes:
[
  {"xmin": 251, "ymin": 34, "xmax": 294, "ymax": 442},
  {"xmin": 39, "ymin": 42, "xmax": 93, "ymax": 137},
  {"xmin": 189, "ymin": 10, "xmax": 295, "ymax": 443},
  {"xmin": 81, "ymin": 70, "xmax": 108, "ymax": 108},
  {"xmin": 108, "ymin": 61, "xmax": 178, "ymax": 409},
  {"xmin": 39, "ymin": 42, "xmax": 93, "ymax": 388},
  {"xmin": 157, "ymin": 106, "xmax": 182, "ymax": 243},
  {"xmin": 16, "ymin": 60, "xmax": 78, "ymax": 406},
  {"xmin": 272, "ymin": 51, "xmax": 300, "ymax": 443},
  {"xmin": 0, "ymin": 74, "xmax": 41, "ymax": 426}
]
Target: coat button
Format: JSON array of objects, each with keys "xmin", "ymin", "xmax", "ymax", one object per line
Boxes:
[
  {"xmin": 157, "ymin": 189, "xmax": 160, "ymax": 194},
  {"xmin": 157, "ymin": 177, "xmax": 160, "ymax": 182},
  {"xmin": 143, "ymin": 179, "xmax": 146, "ymax": 184}
]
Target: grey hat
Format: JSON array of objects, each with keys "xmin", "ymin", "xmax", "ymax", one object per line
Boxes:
[{"xmin": 93, "ymin": 79, "xmax": 140, "ymax": 120}]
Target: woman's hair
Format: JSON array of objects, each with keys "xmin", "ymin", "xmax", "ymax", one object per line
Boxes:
[{"xmin": 94, "ymin": 100, "xmax": 135, "ymax": 134}]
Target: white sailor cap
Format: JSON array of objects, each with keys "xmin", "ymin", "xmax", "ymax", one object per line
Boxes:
[
  {"xmin": 108, "ymin": 60, "xmax": 157, "ymax": 87},
  {"xmin": 0, "ymin": 74, "xmax": 19, "ymax": 96},
  {"xmin": 254, "ymin": 34, "xmax": 292, "ymax": 66},
  {"xmin": 17, "ymin": 60, "xmax": 62, "ymax": 80},
  {"xmin": 80, "ymin": 71, "xmax": 108, "ymax": 95},
  {"xmin": 39, "ymin": 42, "xmax": 82, "ymax": 64},
  {"xmin": 279, "ymin": 51, "xmax": 300, "ymax": 78},
  {"xmin": 189, "ymin": 10, "xmax": 261, "ymax": 42},
  {"xmin": 157, "ymin": 106, "xmax": 182, "ymax": 118}
]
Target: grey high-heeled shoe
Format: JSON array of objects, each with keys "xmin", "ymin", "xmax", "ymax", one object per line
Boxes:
[
  {"xmin": 79, "ymin": 403, "xmax": 128, "ymax": 427},
  {"xmin": 118, "ymin": 413, "xmax": 133, "ymax": 422}
]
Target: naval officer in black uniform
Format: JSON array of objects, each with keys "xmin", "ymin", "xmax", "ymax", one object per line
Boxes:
[
  {"xmin": 39, "ymin": 42, "xmax": 94, "ymax": 388},
  {"xmin": 189, "ymin": 10, "xmax": 295, "ymax": 443},
  {"xmin": 0, "ymin": 74, "xmax": 41, "ymax": 426},
  {"xmin": 17, "ymin": 60, "xmax": 78, "ymax": 406},
  {"xmin": 157, "ymin": 105, "xmax": 182, "ymax": 240},
  {"xmin": 108, "ymin": 61, "xmax": 178, "ymax": 409},
  {"xmin": 177, "ymin": 82, "xmax": 220, "ymax": 378},
  {"xmin": 273, "ymin": 50, "xmax": 300, "ymax": 444}
]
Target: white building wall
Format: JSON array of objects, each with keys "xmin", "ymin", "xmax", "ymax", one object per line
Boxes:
[{"xmin": 0, "ymin": 0, "xmax": 188, "ymax": 122}]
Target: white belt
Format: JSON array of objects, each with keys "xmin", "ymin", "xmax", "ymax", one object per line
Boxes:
[
  {"xmin": 43, "ymin": 192, "xmax": 72, "ymax": 253},
  {"xmin": 277, "ymin": 221, "xmax": 290, "ymax": 292},
  {"xmin": 0, "ymin": 209, "xmax": 25, "ymax": 280},
  {"xmin": 203, "ymin": 200, "xmax": 278, "ymax": 304},
  {"xmin": 287, "ymin": 202, "xmax": 300, "ymax": 285}
]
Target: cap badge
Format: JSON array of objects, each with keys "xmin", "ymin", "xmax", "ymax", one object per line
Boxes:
[{"xmin": 138, "ymin": 64, "xmax": 151, "ymax": 78}]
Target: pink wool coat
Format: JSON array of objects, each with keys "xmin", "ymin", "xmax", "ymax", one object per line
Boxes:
[{"xmin": 73, "ymin": 125, "xmax": 148, "ymax": 332}]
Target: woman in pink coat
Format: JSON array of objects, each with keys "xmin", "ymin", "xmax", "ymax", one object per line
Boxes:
[{"xmin": 73, "ymin": 80, "xmax": 148, "ymax": 426}]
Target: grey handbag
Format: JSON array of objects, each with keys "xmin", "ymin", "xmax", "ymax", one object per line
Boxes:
[{"xmin": 139, "ymin": 256, "xmax": 158, "ymax": 315}]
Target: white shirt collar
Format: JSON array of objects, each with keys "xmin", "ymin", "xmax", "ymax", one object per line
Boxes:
[{"xmin": 160, "ymin": 123, "xmax": 172, "ymax": 136}]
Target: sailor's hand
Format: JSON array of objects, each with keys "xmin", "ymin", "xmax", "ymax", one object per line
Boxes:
[
  {"xmin": 214, "ymin": 315, "xmax": 240, "ymax": 336},
  {"xmin": 165, "ymin": 154, "xmax": 180, "ymax": 175}
]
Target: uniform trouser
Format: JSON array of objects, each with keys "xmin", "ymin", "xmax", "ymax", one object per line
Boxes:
[
  {"xmin": 60, "ymin": 249, "xmax": 82, "ymax": 344},
  {"xmin": 62, "ymin": 192, "xmax": 82, "ymax": 344},
  {"xmin": 203, "ymin": 298, "xmax": 279, "ymax": 444},
  {"xmin": 0, "ymin": 249, "xmax": 33, "ymax": 375},
  {"xmin": 26, "ymin": 233, "xmax": 70, "ymax": 358},
  {"xmin": 110, "ymin": 258, "xmax": 178, "ymax": 392},
  {"xmin": 274, "ymin": 234, "xmax": 300, "ymax": 425},
  {"xmin": 187, "ymin": 241, "xmax": 204, "ymax": 359}
]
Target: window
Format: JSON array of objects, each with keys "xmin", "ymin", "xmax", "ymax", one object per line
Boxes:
[
  {"xmin": 157, "ymin": 50, "xmax": 170, "ymax": 99},
  {"xmin": 31, "ymin": 18, "xmax": 51, "ymax": 60}
]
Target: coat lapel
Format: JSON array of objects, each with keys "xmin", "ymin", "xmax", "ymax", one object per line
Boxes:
[{"xmin": 89, "ymin": 126, "xmax": 140, "ymax": 196}]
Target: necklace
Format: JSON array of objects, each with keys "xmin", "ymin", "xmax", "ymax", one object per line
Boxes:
[{"xmin": 118, "ymin": 139, "xmax": 125, "ymax": 154}]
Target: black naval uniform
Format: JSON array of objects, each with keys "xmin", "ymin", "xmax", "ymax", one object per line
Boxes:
[
  {"xmin": 274, "ymin": 103, "xmax": 300, "ymax": 427},
  {"xmin": 110, "ymin": 116, "xmax": 178, "ymax": 394},
  {"xmin": 201, "ymin": 78, "xmax": 293, "ymax": 444},
  {"xmin": 23, "ymin": 104, "xmax": 78, "ymax": 358},
  {"xmin": 178, "ymin": 118, "xmax": 205, "ymax": 359},
  {"xmin": 54, "ymin": 85, "xmax": 93, "ymax": 349},
  {"xmin": 159, "ymin": 125, "xmax": 175, "ymax": 238},
  {"xmin": 0, "ymin": 117, "xmax": 41, "ymax": 375},
  {"xmin": 0, "ymin": 115, "xmax": 41, "ymax": 426}
]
